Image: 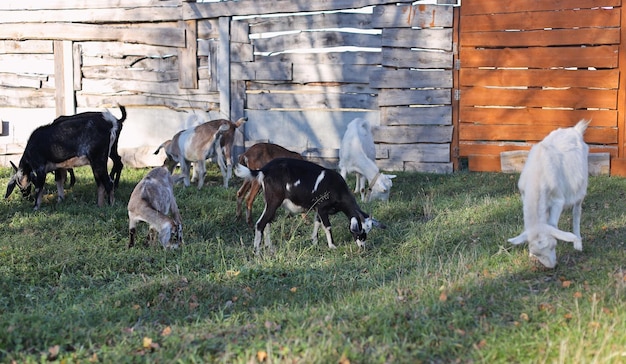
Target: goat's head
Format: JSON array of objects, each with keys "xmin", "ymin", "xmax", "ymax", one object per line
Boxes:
[
  {"xmin": 350, "ymin": 213, "xmax": 386, "ymax": 247},
  {"xmin": 367, "ymin": 173, "xmax": 396, "ymax": 202},
  {"xmin": 508, "ymin": 225, "xmax": 581, "ymax": 269},
  {"xmin": 5, "ymin": 161, "xmax": 33, "ymax": 199}
]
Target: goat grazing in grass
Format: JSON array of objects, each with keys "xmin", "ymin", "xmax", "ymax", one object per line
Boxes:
[
  {"xmin": 339, "ymin": 118, "xmax": 395, "ymax": 202},
  {"xmin": 235, "ymin": 142, "xmax": 304, "ymax": 226},
  {"xmin": 5, "ymin": 106, "xmax": 126, "ymax": 209},
  {"xmin": 235, "ymin": 158, "xmax": 386, "ymax": 254},
  {"xmin": 128, "ymin": 166, "xmax": 183, "ymax": 249},
  {"xmin": 154, "ymin": 116, "xmax": 247, "ymax": 189},
  {"xmin": 508, "ymin": 119, "xmax": 590, "ymax": 268}
]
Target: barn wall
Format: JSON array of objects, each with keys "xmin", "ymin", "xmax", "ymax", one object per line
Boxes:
[{"xmin": 0, "ymin": 0, "xmax": 456, "ymax": 172}]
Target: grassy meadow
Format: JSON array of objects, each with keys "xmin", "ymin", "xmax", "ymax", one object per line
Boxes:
[{"xmin": 0, "ymin": 164, "xmax": 625, "ymax": 363}]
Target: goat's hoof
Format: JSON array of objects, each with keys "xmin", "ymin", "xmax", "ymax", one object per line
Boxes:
[
  {"xmin": 327, "ymin": 243, "xmax": 337, "ymax": 249},
  {"xmin": 573, "ymin": 239, "xmax": 583, "ymax": 251}
]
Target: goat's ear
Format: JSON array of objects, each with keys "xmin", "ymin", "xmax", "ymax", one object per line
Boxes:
[
  {"xmin": 10, "ymin": 161, "xmax": 17, "ymax": 172},
  {"xmin": 508, "ymin": 232, "xmax": 527, "ymax": 245},
  {"xmin": 546, "ymin": 226, "xmax": 582, "ymax": 250},
  {"xmin": 385, "ymin": 174, "xmax": 397, "ymax": 179},
  {"xmin": 350, "ymin": 217, "xmax": 362, "ymax": 233},
  {"xmin": 5, "ymin": 177, "xmax": 16, "ymax": 199}
]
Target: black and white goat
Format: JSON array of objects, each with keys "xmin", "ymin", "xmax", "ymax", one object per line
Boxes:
[
  {"xmin": 508, "ymin": 119, "xmax": 590, "ymax": 268},
  {"xmin": 5, "ymin": 106, "xmax": 126, "ymax": 209},
  {"xmin": 339, "ymin": 118, "xmax": 395, "ymax": 202},
  {"xmin": 235, "ymin": 158, "xmax": 385, "ymax": 254},
  {"xmin": 128, "ymin": 166, "xmax": 183, "ymax": 249}
]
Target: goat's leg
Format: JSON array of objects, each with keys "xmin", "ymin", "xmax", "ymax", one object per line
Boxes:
[
  {"xmin": 32, "ymin": 171, "xmax": 47, "ymax": 210},
  {"xmin": 128, "ymin": 213, "xmax": 140, "ymax": 248},
  {"xmin": 236, "ymin": 180, "xmax": 250, "ymax": 220},
  {"xmin": 179, "ymin": 160, "xmax": 191, "ymax": 187},
  {"xmin": 109, "ymin": 149, "xmax": 123, "ymax": 188},
  {"xmin": 254, "ymin": 198, "xmax": 281, "ymax": 254},
  {"xmin": 547, "ymin": 198, "xmax": 565, "ymax": 228},
  {"xmin": 311, "ymin": 213, "xmax": 321, "ymax": 245},
  {"xmin": 316, "ymin": 210, "xmax": 336, "ymax": 249},
  {"xmin": 246, "ymin": 181, "xmax": 262, "ymax": 227},
  {"xmin": 54, "ymin": 169, "xmax": 67, "ymax": 201},
  {"xmin": 571, "ymin": 201, "xmax": 583, "ymax": 251},
  {"xmin": 169, "ymin": 195, "xmax": 184, "ymax": 247},
  {"xmin": 195, "ymin": 160, "xmax": 206, "ymax": 190}
]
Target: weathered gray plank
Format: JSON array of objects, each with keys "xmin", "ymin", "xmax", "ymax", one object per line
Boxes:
[
  {"xmin": 232, "ymin": 62, "xmax": 292, "ymax": 81},
  {"xmin": 370, "ymin": 69, "xmax": 453, "ymax": 88},
  {"xmin": 293, "ymin": 64, "xmax": 375, "ymax": 83},
  {"xmin": 231, "ymin": 43, "xmax": 254, "ymax": 63},
  {"xmin": 182, "ymin": 0, "xmax": 415, "ymax": 20},
  {"xmin": 246, "ymin": 91, "xmax": 377, "ymax": 110},
  {"xmin": 0, "ymin": 73, "xmax": 44, "ymax": 88},
  {"xmin": 378, "ymin": 89, "xmax": 450, "ymax": 106},
  {"xmin": 81, "ymin": 78, "xmax": 214, "ymax": 95},
  {"xmin": 382, "ymin": 28, "xmax": 452, "ymax": 51},
  {"xmin": 403, "ymin": 161, "xmax": 453, "ymax": 173},
  {"xmin": 0, "ymin": 40, "xmax": 52, "ymax": 54},
  {"xmin": 381, "ymin": 106, "xmax": 452, "ymax": 125},
  {"xmin": 1, "ymin": 0, "xmax": 180, "ymax": 10},
  {"xmin": 0, "ymin": 7, "xmax": 181, "ymax": 23},
  {"xmin": 82, "ymin": 67, "xmax": 179, "ymax": 82},
  {"xmin": 383, "ymin": 143, "xmax": 451, "ymax": 163},
  {"xmin": 373, "ymin": 125, "xmax": 453, "ymax": 143},
  {"xmin": 252, "ymin": 31, "xmax": 381, "ymax": 53},
  {"xmin": 245, "ymin": 12, "xmax": 375, "ymax": 34},
  {"xmin": 382, "ymin": 47, "xmax": 452, "ymax": 69},
  {"xmin": 179, "ymin": 19, "xmax": 198, "ymax": 89},
  {"xmin": 0, "ymin": 87, "xmax": 55, "ymax": 108},
  {"xmin": 256, "ymin": 51, "xmax": 382, "ymax": 65},
  {"xmin": 372, "ymin": 4, "xmax": 453, "ymax": 28},
  {"xmin": 0, "ymin": 23, "xmax": 185, "ymax": 48},
  {"xmin": 247, "ymin": 82, "xmax": 378, "ymax": 95},
  {"xmin": 79, "ymin": 41, "xmax": 179, "ymax": 58},
  {"xmin": 76, "ymin": 93, "xmax": 220, "ymax": 110}
]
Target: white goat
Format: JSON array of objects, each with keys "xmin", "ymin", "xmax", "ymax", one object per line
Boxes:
[
  {"xmin": 128, "ymin": 166, "xmax": 183, "ymax": 249},
  {"xmin": 508, "ymin": 119, "xmax": 590, "ymax": 268},
  {"xmin": 339, "ymin": 118, "xmax": 395, "ymax": 202}
]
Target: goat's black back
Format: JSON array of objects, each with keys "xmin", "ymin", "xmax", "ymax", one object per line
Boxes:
[{"xmin": 260, "ymin": 158, "xmax": 362, "ymax": 216}]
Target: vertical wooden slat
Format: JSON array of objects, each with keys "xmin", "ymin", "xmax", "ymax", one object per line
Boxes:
[
  {"xmin": 179, "ymin": 19, "xmax": 198, "ymax": 89},
  {"xmin": 53, "ymin": 40, "xmax": 75, "ymax": 117},
  {"xmin": 451, "ymin": 6, "xmax": 460, "ymax": 171},
  {"xmin": 72, "ymin": 43, "xmax": 82, "ymax": 91},
  {"xmin": 218, "ymin": 16, "xmax": 231, "ymax": 119},
  {"xmin": 611, "ymin": 4, "xmax": 626, "ymax": 175}
]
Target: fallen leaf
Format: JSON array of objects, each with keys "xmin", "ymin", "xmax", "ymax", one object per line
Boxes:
[
  {"xmin": 143, "ymin": 337, "xmax": 153, "ymax": 349},
  {"xmin": 339, "ymin": 353, "xmax": 351, "ymax": 364},
  {"xmin": 290, "ymin": 287, "xmax": 298, "ymax": 293},
  {"xmin": 476, "ymin": 339, "xmax": 487, "ymax": 349},
  {"xmin": 48, "ymin": 345, "xmax": 60, "ymax": 360},
  {"xmin": 563, "ymin": 313, "xmax": 573, "ymax": 320},
  {"xmin": 257, "ymin": 350, "xmax": 268, "ymax": 362},
  {"xmin": 161, "ymin": 326, "xmax": 172, "ymax": 337},
  {"xmin": 562, "ymin": 280, "xmax": 572, "ymax": 288},
  {"xmin": 520, "ymin": 313, "xmax": 529, "ymax": 321},
  {"xmin": 439, "ymin": 291, "xmax": 448, "ymax": 302},
  {"xmin": 574, "ymin": 291, "xmax": 583, "ymax": 298}
]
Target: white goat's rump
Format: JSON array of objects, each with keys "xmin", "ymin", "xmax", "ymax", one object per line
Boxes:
[{"xmin": 508, "ymin": 119, "xmax": 590, "ymax": 268}]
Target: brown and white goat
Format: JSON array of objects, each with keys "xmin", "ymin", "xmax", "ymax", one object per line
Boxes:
[
  {"xmin": 236, "ymin": 143, "xmax": 303, "ymax": 226},
  {"xmin": 154, "ymin": 116, "xmax": 247, "ymax": 189},
  {"xmin": 128, "ymin": 166, "xmax": 183, "ymax": 249},
  {"xmin": 5, "ymin": 106, "xmax": 126, "ymax": 209},
  {"xmin": 235, "ymin": 158, "xmax": 386, "ymax": 254}
]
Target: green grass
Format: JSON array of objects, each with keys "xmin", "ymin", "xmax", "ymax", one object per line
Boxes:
[{"xmin": 0, "ymin": 166, "xmax": 625, "ymax": 363}]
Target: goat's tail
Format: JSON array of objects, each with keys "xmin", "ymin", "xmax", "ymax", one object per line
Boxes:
[
  {"xmin": 234, "ymin": 163, "xmax": 261, "ymax": 181},
  {"xmin": 154, "ymin": 140, "xmax": 171, "ymax": 155},
  {"xmin": 575, "ymin": 119, "xmax": 591, "ymax": 135},
  {"xmin": 234, "ymin": 117, "xmax": 247, "ymax": 128}
]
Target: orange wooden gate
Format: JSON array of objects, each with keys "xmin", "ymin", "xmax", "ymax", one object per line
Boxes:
[{"xmin": 456, "ymin": 0, "xmax": 626, "ymax": 174}]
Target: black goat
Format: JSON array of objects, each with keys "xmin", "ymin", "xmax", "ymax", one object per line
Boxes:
[
  {"xmin": 5, "ymin": 106, "xmax": 126, "ymax": 209},
  {"xmin": 235, "ymin": 158, "xmax": 385, "ymax": 254}
]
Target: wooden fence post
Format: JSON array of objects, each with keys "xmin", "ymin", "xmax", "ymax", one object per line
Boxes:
[
  {"xmin": 218, "ymin": 16, "xmax": 231, "ymax": 119},
  {"xmin": 53, "ymin": 40, "xmax": 76, "ymax": 117}
]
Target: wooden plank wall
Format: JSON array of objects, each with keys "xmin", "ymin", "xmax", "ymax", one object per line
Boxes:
[
  {"xmin": 458, "ymin": 0, "xmax": 622, "ymax": 172},
  {"xmin": 235, "ymin": 3, "xmax": 455, "ymax": 172},
  {"xmin": 0, "ymin": 0, "xmax": 457, "ymax": 172}
]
